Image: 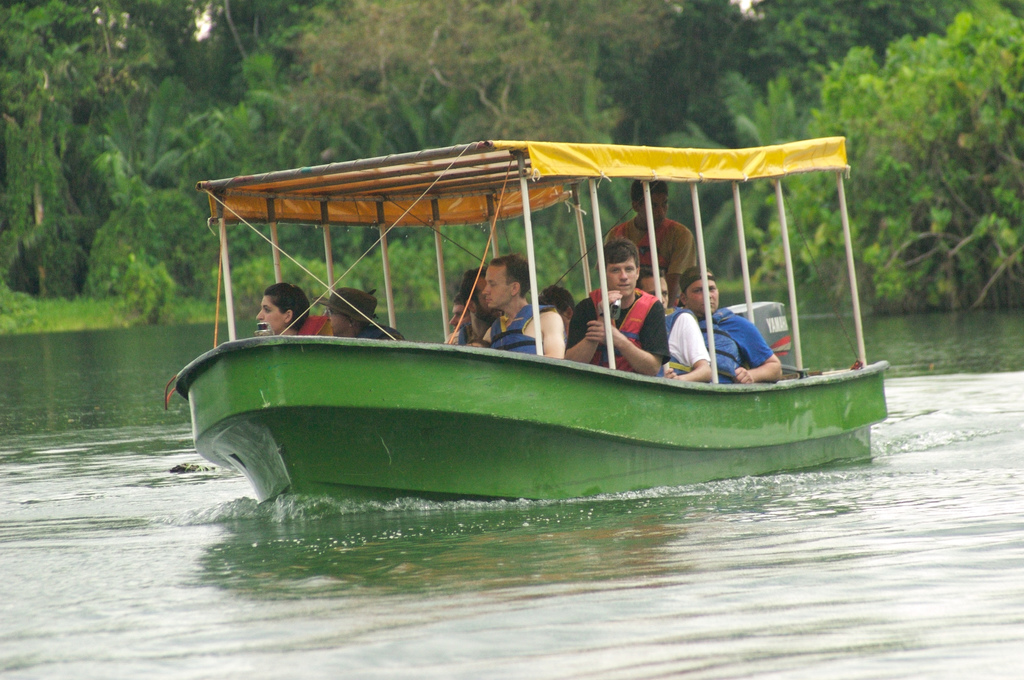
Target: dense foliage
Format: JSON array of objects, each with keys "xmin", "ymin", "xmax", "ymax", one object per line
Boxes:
[
  {"xmin": 1, "ymin": 0, "xmax": 1022, "ymax": 324},
  {"xmin": 806, "ymin": 12, "xmax": 1024, "ymax": 311}
]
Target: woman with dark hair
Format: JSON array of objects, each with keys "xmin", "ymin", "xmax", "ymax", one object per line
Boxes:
[
  {"xmin": 257, "ymin": 282, "xmax": 311, "ymax": 335},
  {"xmin": 539, "ymin": 284, "xmax": 575, "ymax": 337}
]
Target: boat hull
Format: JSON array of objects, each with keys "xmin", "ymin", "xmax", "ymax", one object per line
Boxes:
[{"xmin": 177, "ymin": 338, "xmax": 888, "ymax": 501}]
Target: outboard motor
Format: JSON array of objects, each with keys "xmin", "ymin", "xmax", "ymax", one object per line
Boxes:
[{"xmin": 725, "ymin": 301, "xmax": 791, "ymax": 360}]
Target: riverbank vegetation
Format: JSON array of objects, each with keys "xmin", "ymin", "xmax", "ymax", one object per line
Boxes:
[
  {"xmin": 2, "ymin": 0, "xmax": 1023, "ymax": 334},
  {"xmin": 0, "ymin": 280, "xmax": 215, "ymax": 333}
]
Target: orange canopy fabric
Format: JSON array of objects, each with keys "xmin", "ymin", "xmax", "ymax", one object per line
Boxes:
[{"xmin": 198, "ymin": 138, "xmax": 848, "ymax": 227}]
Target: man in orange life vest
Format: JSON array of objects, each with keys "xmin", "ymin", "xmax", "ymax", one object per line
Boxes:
[
  {"xmin": 604, "ymin": 179, "xmax": 696, "ymax": 305},
  {"xmin": 565, "ymin": 239, "xmax": 669, "ymax": 375}
]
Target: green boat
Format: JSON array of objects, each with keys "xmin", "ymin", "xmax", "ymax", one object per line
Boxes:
[{"xmin": 175, "ymin": 138, "xmax": 888, "ymax": 501}]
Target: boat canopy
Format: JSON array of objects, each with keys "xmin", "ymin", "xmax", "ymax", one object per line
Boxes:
[
  {"xmin": 197, "ymin": 137, "xmax": 864, "ymax": 379},
  {"xmin": 197, "ymin": 138, "xmax": 848, "ymax": 227}
]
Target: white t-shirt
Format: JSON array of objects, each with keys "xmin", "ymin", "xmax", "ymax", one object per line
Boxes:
[{"xmin": 667, "ymin": 311, "xmax": 710, "ymax": 372}]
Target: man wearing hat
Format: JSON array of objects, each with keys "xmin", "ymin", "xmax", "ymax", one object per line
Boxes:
[
  {"xmin": 672, "ymin": 266, "xmax": 781, "ymax": 384},
  {"xmin": 323, "ymin": 288, "xmax": 405, "ymax": 340}
]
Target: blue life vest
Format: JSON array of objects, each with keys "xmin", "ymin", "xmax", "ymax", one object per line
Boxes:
[
  {"xmin": 666, "ymin": 307, "xmax": 741, "ymax": 382},
  {"xmin": 490, "ymin": 304, "xmax": 552, "ymax": 354},
  {"xmin": 357, "ymin": 323, "xmax": 404, "ymax": 340}
]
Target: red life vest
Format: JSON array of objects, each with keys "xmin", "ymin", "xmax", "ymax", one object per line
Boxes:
[
  {"xmin": 635, "ymin": 221, "xmax": 674, "ymax": 270},
  {"xmin": 609, "ymin": 220, "xmax": 674, "ymax": 270},
  {"xmin": 298, "ymin": 315, "xmax": 331, "ymax": 336},
  {"xmin": 587, "ymin": 289, "xmax": 658, "ymax": 372}
]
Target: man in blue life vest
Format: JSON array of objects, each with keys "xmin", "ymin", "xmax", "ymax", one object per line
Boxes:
[
  {"xmin": 676, "ymin": 267, "xmax": 781, "ymax": 384},
  {"xmin": 481, "ymin": 254, "xmax": 565, "ymax": 358},
  {"xmin": 565, "ymin": 239, "xmax": 669, "ymax": 375},
  {"xmin": 324, "ymin": 288, "xmax": 405, "ymax": 341}
]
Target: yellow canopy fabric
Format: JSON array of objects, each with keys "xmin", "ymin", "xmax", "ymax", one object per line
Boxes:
[
  {"xmin": 491, "ymin": 137, "xmax": 848, "ymax": 181},
  {"xmin": 198, "ymin": 138, "xmax": 847, "ymax": 227}
]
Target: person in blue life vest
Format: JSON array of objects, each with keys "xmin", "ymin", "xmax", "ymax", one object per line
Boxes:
[
  {"xmin": 480, "ymin": 254, "xmax": 565, "ymax": 358},
  {"xmin": 674, "ymin": 267, "xmax": 781, "ymax": 384},
  {"xmin": 564, "ymin": 239, "xmax": 669, "ymax": 376},
  {"xmin": 637, "ymin": 266, "xmax": 711, "ymax": 381},
  {"xmin": 323, "ymin": 288, "xmax": 405, "ymax": 341}
]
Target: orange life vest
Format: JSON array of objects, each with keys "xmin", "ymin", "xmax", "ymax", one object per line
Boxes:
[
  {"xmin": 297, "ymin": 315, "xmax": 332, "ymax": 336},
  {"xmin": 587, "ymin": 290, "xmax": 658, "ymax": 372}
]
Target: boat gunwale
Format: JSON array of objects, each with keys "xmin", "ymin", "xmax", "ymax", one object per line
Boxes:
[{"xmin": 174, "ymin": 335, "xmax": 888, "ymax": 400}]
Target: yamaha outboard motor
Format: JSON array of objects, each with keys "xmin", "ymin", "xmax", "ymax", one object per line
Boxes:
[{"xmin": 725, "ymin": 301, "xmax": 791, "ymax": 360}]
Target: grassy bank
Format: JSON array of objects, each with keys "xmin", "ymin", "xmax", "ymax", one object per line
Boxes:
[{"xmin": 0, "ymin": 292, "xmax": 219, "ymax": 335}]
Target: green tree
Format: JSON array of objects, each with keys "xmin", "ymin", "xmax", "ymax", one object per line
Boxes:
[
  {"xmin": 785, "ymin": 12, "xmax": 1024, "ymax": 311},
  {"xmin": 742, "ymin": 0, "xmax": 966, "ymax": 106},
  {"xmin": 0, "ymin": 0, "xmax": 206, "ymax": 298},
  {"xmin": 90, "ymin": 78, "xmax": 214, "ymax": 299},
  {"xmin": 0, "ymin": 2, "xmax": 99, "ymax": 296},
  {"xmin": 286, "ymin": 0, "xmax": 673, "ymax": 161},
  {"xmin": 604, "ymin": 0, "xmax": 751, "ymax": 148}
]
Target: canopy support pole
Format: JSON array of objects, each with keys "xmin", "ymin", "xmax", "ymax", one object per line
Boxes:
[
  {"xmin": 270, "ymin": 223, "xmax": 282, "ymax": 283},
  {"xmin": 515, "ymin": 153, "xmax": 544, "ymax": 356},
  {"xmin": 434, "ymin": 226, "xmax": 449, "ymax": 337},
  {"xmin": 323, "ymin": 225, "xmax": 335, "ymax": 290},
  {"xmin": 374, "ymin": 201, "xmax": 396, "ymax": 328},
  {"xmin": 321, "ymin": 202, "xmax": 335, "ymax": 292},
  {"xmin": 589, "ymin": 179, "xmax": 616, "ymax": 370},
  {"xmin": 379, "ymin": 224, "xmax": 397, "ymax": 329},
  {"xmin": 642, "ymin": 181, "xmax": 664, "ymax": 305},
  {"xmin": 837, "ymin": 173, "xmax": 867, "ymax": 367},
  {"xmin": 267, "ymin": 199, "xmax": 281, "ymax": 283},
  {"xmin": 217, "ymin": 210, "xmax": 237, "ymax": 342},
  {"xmin": 571, "ymin": 184, "xmax": 592, "ymax": 292},
  {"xmin": 774, "ymin": 180, "xmax": 803, "ymax": 369},
  {"xmin": 690, "ymin": 184, "xmax": 717, "ymax": 383},
  {"xmin": 732, "ymin": 182, "xmax": 755, "ymax": 323},
  {"xmin": 486, "ymin": 195, "xmax": 500, "ymax": 258}
]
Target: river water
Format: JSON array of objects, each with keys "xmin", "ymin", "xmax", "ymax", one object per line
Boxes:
[{"xmin": 2, "ymin": 311, "xmax": 1023, "ymax": 679}]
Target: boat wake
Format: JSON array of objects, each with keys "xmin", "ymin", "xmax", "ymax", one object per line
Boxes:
[{"xmin": 172, "ymin": 492, "xmax": 554, "ymax": 526}]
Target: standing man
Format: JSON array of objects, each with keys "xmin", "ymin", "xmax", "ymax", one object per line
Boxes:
[
  {"xmin": 481, "ymin": 254, "xmax": 565, "ymax": 358},
  {"xmin": 605, "ymin": 179, "xmax": 696, "ymax": 305},
  {"xmin": 677, "ymin": 267, "xmax": 781, "ymax": 384},
  {"xmin": 565, "ymin": 239, "xmax": 668, "ymax": 376}
]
